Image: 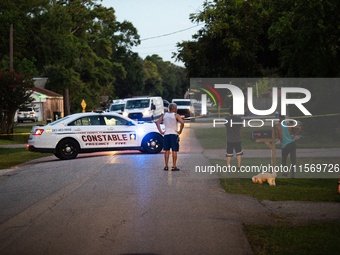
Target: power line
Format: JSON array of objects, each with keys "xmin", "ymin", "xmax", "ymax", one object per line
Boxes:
[
  {"xmin": 136, "ymin": 43, "xmax": 176, "ymax": 50},
  {"xmin": 141, "ymin": 24, "xmax": 204, "ymax": 41},
  {"xmin": 139, "ymin": 48, "xmax": 178, "ymax": 55}
]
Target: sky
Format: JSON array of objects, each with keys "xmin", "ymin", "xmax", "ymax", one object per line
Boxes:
[{"xmin": 100, "ymin": 0, "xmax": 205, "ymax": 67}]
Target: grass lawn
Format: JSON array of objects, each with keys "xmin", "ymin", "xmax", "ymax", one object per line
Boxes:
[
  {"xmin": 0, "ymin": 148, "xmax": 53, "ymax": 170},
  {"xmin": 214, "ymin": 157, "xmax": 340, "ymax": 202},
  {"xmin": 0, "ymin": 122, "xmax": 44, "ymax": 145},
  {"xmin": 195, "ymin": 126, "xmax": 340, "ymax": 149},
  {"xmin": 0, "ymin": 123, "xmax": 52, "ymax": 169},
  {"xmin": 244, "ymin": 222, "xmax": 340, "ymax": 255}
]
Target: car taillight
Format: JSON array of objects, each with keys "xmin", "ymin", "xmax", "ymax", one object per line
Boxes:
[
  {"xmin": 17, "ymin": 112, "xmax": 22, "ymax": 114},
  {"xmin": 34, "ymin": 129, "xmax": 44, "ymax": 135},
  {"xmin": 30, "ymin": 112, "xmax": 34, "ymax": 114}
]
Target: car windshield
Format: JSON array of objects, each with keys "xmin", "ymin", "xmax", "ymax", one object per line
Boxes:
[
  {"xmin": 110, "ymin": 104, "xmax": 125, "ymax": 111},
  {"xmin": 19, "ymin": 107, "xmax": 33, "ymax": 111},
  {"xmin": 126, "ymin": 99, "xmax": 150, "ymax": 109},
  {"xmin": 173, "ymin": 101, "xmax": 191, "ymax": 106},
  {"xmin": 48, "ymin": 116, "xmax": 71, "ymax": 126}
]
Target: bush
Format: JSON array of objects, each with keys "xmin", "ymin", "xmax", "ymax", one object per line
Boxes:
[{"xmin": 0, "ymin": 70, "xmax": 34, "ymax": 134}]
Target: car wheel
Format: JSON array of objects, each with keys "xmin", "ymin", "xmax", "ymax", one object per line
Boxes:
[
  {"xmin": 142, "ymin": 133, "xmax": 163, "ymax": 154},
  {"xmin": 56, "ymin": 138, "xmax": 79, "ymax": 160},
  {"xmin": 54, "ymin": 153, "xmax": 61, "ymax": 159}
]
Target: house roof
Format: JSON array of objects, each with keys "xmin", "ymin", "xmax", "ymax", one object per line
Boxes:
[{"xmin": 31, "ymin": 86, "xmax": 63, "ymax": 98}]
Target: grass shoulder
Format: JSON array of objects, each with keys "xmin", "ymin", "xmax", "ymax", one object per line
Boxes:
[
  {"xmin": 245, "ymin": 222, "xmax": 340, "ymax": 255},
  {"xmin": 194, "ymin": 126, "xmax": 340, "ymax": 149},
  {"xmin": 0, "ymin": 148, "xmax": 53, "ymax": 170},
  {"xmin": 215, "ymin": 157, "xmax": 340, "ymax": 202}
]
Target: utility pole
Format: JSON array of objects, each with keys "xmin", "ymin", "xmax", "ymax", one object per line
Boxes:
[{"xmin": 9, "ymin": 24, "xmax": 13, "ymax": 71}]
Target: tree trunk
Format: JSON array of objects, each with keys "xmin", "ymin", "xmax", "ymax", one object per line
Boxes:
[
  {"xmin": 63, "ymin": 88, "xmax": 70, "ymax": 116},
  {"xmin": 1, "ymin": 110, "xmax": 16, "ymax": 134}
]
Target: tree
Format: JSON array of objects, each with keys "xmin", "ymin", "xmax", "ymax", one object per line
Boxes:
[
  {"xmin": 176, "ymin": 0, "xmax": 274, "ymax": 77},
  {"xmin": 0, "ymin": 70, "xmax": 34, "ymax": 134},
  {"xmin": 268, "ymin": 0, "xmax": 340, "ymax": 77},
  {"xmin": 143, "ymin": 61, "xmax": 162, "ymax": 96},
  {"xmin": 145, "ymin": 54, "xmax": 189, "ymax": 100}
]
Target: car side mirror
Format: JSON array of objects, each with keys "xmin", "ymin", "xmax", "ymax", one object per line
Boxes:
[
  {"xmin": 151, "ymin": 104, "xmax": 156, "ymax": 110},
  {"xmin": 121, "ymin": 106, "xmax": 124, "ymax": 111}
]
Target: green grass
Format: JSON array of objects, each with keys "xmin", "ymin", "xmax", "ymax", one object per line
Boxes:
[
  {"xmin": 244, "ymin": 222, "xmax": 340, "ymax": 255},
  {"xmin": 0, "ymin": 148, "xmax": 53, "ymax": 170},
  {"xmin": 0, "ymin": 122, "xmax": 44, "ymax": 145},
  {"xmin": 195, "ymin": 126, "xmax": 340, "ymax": 149},
  {"xmin": 216, "ymin": 157, "xmax": 340, "ymax": 202}
]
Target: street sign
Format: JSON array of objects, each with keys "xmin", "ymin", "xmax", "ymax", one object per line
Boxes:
[{"xmin": 81, "ymin": 99, "xmax": 86, "ymax": 113}]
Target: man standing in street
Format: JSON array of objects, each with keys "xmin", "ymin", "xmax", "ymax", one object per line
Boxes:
[
  {"xmin": 225, "ymin": 106, "xmax": 244, "ymax": 169},
  {"xmin": 156, "ymin": 103, "xmax": 184, "ymax": 171},
  {"xmin": 275, "ymin": 115, "xmax": 302, "ymax": 177}
]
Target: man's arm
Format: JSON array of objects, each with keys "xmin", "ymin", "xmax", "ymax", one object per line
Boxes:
[
  {"xmin": 275, "ymin": 124, "xmax": 282, "ymax": 141},
  {"xmin": 291, "ymin": 125, "xmax": 302, "ymax": 139},
  {"xmin": 156, "ymin": 115, "xmax": 165, "ymax": 135},
  {"xmin": 175, "ymin": 114, "xmax": 184, "ymax": 135}
]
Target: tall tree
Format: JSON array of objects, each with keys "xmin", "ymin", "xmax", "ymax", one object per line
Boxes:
[
  {"xmin": 268, "ymin": 0, "xmax": 340, "ymax": 77},
  {"xmin": 176, "ymin": 0, "xmax": 274, "ymax": 77}
]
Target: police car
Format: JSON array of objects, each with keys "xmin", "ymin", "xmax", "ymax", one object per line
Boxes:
[{"xmin": 27, "ymin": 112, "xmax": 164, "ymax": 160}]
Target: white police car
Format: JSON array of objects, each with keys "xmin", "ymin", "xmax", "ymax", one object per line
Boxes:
[{"xmin": 28, "ymin": 112, "xmax": 163, "ymax": 160}]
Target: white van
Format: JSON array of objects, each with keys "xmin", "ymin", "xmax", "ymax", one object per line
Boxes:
[
  {"xmin": 122, "ymin": 97, "xmax": 164, "ymax": 122},
  {"xmin": 109, "ymin": 99, "xmax": 126, "ymax": 114}
]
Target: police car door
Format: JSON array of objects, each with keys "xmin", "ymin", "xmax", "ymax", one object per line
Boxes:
[
  {"xmin": 68, "ymin": 115, "xmax": 107, "ymax": 149},
  {"xmin": 103, "ymin": 115, "xmax": 138, "ymax": 148}
]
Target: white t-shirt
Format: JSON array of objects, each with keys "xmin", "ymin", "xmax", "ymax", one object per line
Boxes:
[{"xmin": 163, "ymin": 112, "xmax": 178, "ymax": 135}]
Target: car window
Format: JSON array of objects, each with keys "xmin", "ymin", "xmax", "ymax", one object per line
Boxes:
[
  {"xmin": 68, "ymin": 116, "xmax": 103, "ymax": 126},
  {"xmin": 19, "ymin": 107, "xmax": 33, "ymax": 111},
  {"xmin": 103, "ymin": 115, "xmax": 130, "ymax": 126},
  {"xmin": 173, "ymin": 101, "xmax": 191, "ymax": 106},
  {"xmin": 110, "ymin": 104, "xmax": 125, "ymax": 111},
  {"xmin": 49, "ymin": 116, "xmax": 71, "ymax": 126},
  {"xmin": 126, "ymin": 99, "xmax": 150, "ymax": 109}
]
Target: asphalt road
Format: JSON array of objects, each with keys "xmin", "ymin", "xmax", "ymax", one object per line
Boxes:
[{"xmin": 0, "ymin": 125, "xmax": 339, "ymax": 255}]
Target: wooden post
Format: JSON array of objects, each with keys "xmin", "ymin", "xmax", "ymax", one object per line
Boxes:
[
  {"xmin": 271, "ymin": 126, "xmax": 276, "ymax": 168},
  {"xmin": 255, "ymin": 127, "xmax": 279, "ymax": 169}
]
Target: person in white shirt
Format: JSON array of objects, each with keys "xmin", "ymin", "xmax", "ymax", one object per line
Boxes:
[{"xmin": 156, "ymin": 103, "xmax": 184, "ymax": 171}]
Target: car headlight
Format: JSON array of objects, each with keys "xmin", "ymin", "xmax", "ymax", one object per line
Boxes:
[
  {"xmin": 122, "ymin": 112, "xmax": 128, "ymax": 117},
  {"xmin": 143, "ymin": 110, "xmax": 150, "ymax": 116}
]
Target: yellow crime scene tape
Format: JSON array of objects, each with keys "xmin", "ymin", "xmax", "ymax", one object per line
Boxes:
[
  {"xmin": 0, "ymin": 133, "xmax": 30, "ymax": 136},
  {"xmin": 0, "ymin": 113, "xmax": 339, "ymax": 136}
]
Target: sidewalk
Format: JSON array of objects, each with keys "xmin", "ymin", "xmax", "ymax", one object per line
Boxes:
[{"xmin": 0, "ymin": 144, "xmax": 27, "ymax": 149}]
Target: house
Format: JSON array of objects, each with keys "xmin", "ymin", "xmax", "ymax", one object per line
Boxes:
[
  {"xmin": 14, "ymin": 79, "xmax": 64, "ymax": 122},
  {"xmin": 30, "ymin": 86, "xmax": 64, "ymax": 121}
]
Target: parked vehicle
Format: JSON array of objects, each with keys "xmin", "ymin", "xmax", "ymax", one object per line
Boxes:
[
  {"xmin": 28, "ymin": 112, "xmax": 164, "ymax": 160},
  {"xmin": 109, "ymin": 99, "xmax": 126, "ymax": 114},
  {"xmin": 122, "ymin": 97, "xmax": 164, "ymax": 122},
  {"xmin": 171, "ymin": 99, "xmax": 193, "ymax": 118},
  {"xmin": 163, "ymin": 99, "xmax": 169, "ymax": 112},
  {"xmin": 17, "ymin": 106, "xmax": 39, "ymax": 122}
]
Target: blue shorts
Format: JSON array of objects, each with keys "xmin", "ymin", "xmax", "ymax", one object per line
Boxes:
[{"xmin": 163, "ymin": 134, "xmax": 179, "ymax": 151}]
